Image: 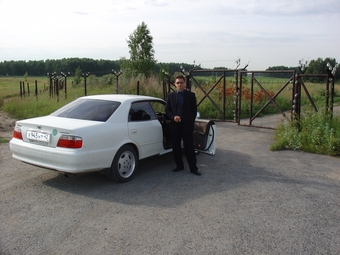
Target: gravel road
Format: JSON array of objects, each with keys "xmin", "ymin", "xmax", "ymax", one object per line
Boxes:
[{"xmin": 1, "ymin": 115, "xmax": 340, "ymax": 254}]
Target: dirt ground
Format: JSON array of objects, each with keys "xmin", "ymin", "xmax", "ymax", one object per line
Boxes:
[{"xmin": 0, "ymin": 110, "xmax": 15, "ymax": 141}]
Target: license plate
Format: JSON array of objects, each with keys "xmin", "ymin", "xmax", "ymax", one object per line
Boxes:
[{"xmin": 27, "ymin": 130, "xmax": 50, "ymax": 142}]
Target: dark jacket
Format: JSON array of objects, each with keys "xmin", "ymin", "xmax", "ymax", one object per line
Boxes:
[{"xmin": 165, "ymin": 90, "xmax": 197, "ymax": 133}]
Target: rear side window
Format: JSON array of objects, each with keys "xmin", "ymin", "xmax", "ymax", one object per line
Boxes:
[
  {"xmin": 129, "ymin": 101, "xmax": 156, "ymax": 121},
  {"xmin": 51, "ymin": 99, "xmax": 121, "ymax": 122}
]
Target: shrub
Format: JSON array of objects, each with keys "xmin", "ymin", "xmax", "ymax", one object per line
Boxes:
[{"xmin": 271, "ymin": 110, "xmax": 340, "ymax": 156}]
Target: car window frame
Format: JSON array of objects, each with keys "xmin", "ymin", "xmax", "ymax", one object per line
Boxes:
[{"xmin": 128, "ymin": 101, "xmax": 157, "ymax": 122}]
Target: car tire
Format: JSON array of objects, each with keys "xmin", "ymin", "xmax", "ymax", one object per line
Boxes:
[{"xmin": 107, "ymin": 145, "xmax": 137, "ymax": 183}]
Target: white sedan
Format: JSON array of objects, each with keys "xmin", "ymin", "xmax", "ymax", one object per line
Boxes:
[{"xmin": 9, "ymin": 94, "xmax": 216, "ymax": 182}]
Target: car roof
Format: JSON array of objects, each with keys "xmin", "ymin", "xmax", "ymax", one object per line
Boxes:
[{"xmin": 79, "ymin": 94, "xmax": 164, "ymax": 103}]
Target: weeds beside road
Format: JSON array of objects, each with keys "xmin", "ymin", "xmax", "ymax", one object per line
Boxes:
[{"xmin": 0, "ymin": 110, "xmax": 15, "ymax": 143}]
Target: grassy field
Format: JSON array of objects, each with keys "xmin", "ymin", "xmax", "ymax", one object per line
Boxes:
[
  {"xmin": 0, "ymin": 75, "xmax": 164, "ymax": 118},
  {"xmin": 1, "ymin": 75, "xmax": 339, "ymax": 120},
  {"xmin": 0, "ymin": 76, "xmax": 49, "ymax": 99}
]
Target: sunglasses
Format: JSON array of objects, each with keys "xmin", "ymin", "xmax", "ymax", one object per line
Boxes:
[{"xmin": 176, "ymin": 82, "xmax": 184, "ymax": 84}]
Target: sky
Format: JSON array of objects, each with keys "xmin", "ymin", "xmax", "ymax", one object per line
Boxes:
[{"xmin": 0, "ymin": 0, "xmax": 339, "ymax": 70}]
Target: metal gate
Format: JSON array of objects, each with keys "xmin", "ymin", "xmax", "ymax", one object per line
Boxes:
[
  {"xmin": 163, "ymin": 68, "xmax": 336, "ymax": 129},
  {"xmin": 163, "ymin": 68, "xmax": 240, "ymax": 122},
  {"xmin": 238, "ymin": 70, "xmax": 294, "ymax": 128},
  {"xmin": 238, "ymin": 70, "xmax": 336, "ymax": 128}
]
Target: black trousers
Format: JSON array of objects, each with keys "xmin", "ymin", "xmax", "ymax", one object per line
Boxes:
[{"xmin": 171, "ymin": 123, "xmax": 198, "ymax": 171}]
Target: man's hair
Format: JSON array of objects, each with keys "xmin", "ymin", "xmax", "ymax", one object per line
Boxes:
[{"xmin": 175, "ymin": 74, "xmax": 186, "ymax": 82}]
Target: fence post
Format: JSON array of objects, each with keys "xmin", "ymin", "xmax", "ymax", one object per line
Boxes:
[
  {"xmin": 81, "ymin": 72, "xmax": 89, "ymax": 96},
  {"xmin": 61, "ymin": 72, "xmax": 70, "ymax": 100},
  {"xmin": 65, "ymin": 78, "xmax": 67, "ymax": 100},
  {"xmin": 23, "ymin": 82, "xmax": 26, "ymax": 97},
  {"xmin": 35, "ymin": 80, "xmax": 38, "ymax": 101},
  {"xmin": 46, "ymin": 72, "xmax": 55, "ymax": 97},
  {"xmin": 20, "ymin": 82, "xmax": 23, "ymax": 98},
  {"xmin": 112, "ymin": 70, "xmax": 122, "ymax": 94},
  {"xmin": 55, "ymin": 78, "xmax": 59, "ymax": 102},
  {"xmin": 136, "ymin": 81, "xmax": 140, "ymax": 95}
]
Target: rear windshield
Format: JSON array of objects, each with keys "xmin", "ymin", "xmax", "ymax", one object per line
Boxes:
[{"xmin": 51, "ymin": 99, "xmax": 121, "ymax": 122}]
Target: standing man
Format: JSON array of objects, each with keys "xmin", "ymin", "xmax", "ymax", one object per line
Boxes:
[{"xmin": 165, "ymin": 74, "xmax": 201, "ymax": 176}]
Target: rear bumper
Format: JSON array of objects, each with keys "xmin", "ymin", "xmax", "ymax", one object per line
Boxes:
[{"xmin": 9, "ymin": 138, "xmax": 99, "ymax": 174}]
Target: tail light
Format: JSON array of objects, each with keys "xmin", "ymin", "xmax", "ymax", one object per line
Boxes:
[
  {"xmin": 57, "ymin": 135, "xmax": 83, "ymax": 149},
  {"xmin": 13, "ymin": 126, "xmax": 23, "ymax": 140}
]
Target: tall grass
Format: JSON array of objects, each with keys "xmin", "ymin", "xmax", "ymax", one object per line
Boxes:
[
  {"xmin": 2, "ymin": 74, "xmax": 164, "ymax": 119},
  {"xmin": 271, "ymin": 109, "xmax": 340, "ymax": 156}
]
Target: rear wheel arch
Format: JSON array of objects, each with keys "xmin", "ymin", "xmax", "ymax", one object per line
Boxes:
[
  {"xmin": 124, "ymin": 142, "xmax": 139, "ymax": 159},
  {"xmin": 106, "ymin": 143, "xmax": 139, "ymax": 183}
]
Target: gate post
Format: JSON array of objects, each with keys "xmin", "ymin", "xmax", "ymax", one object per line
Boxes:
[
  {"xmin": 234, "ymin": 70, "xmax": 239, "ymax": 122},
  {"xmin": 162, "ymin": 80, "xmax": 166, "ymax": 100},
  {"xmin": 161, "ymin": 70, "xmax": 174, "ymax": 98},
  {"xmin": 326, "ymin": 62, "xmax": 338, "ymax": 118},
  {"xmin": 329, "ymin": 74, "xmax": 335, "ymax": 117},
  {"xmin": 249, "ymin": 73, "xmax": 254, "ymax": 126},
  {"xmin": 185, "ymin": 72, "xmax": 192, "ymax": 91},
  {"xmin": 292, "ymin": 71, "xmax": 302, "ymax": 122},
  {"xmin": 180, "ymin": 66, "xmax": 191, "ymax": 91}
]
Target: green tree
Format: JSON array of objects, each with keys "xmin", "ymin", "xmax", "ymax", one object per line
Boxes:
[
  {"xmin": 74, "ymin": 66, "xmax": 82, "ymax": 86},
  {"xmin": 123, "ymin": 22, "xmax": 156, "ymax": 77},
  {"xmin": 306, "ymin": 57, "xmax": 338, "ymax": 82}
]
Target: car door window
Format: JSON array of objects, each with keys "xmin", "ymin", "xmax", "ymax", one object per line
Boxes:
[
  {"xmin": 129, "ymin": 101, "xmax": 156, "ymax": 122},
  {"xmin": 149, "ymin": 101, "xmax": 165, "ymax": 113}
]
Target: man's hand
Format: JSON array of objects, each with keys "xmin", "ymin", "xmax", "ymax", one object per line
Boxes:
[{"xmin": 174, "ymin": 116, "xmax": 181, "ymax": 122}]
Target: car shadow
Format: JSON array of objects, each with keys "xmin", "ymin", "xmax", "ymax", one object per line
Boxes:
[{"xmin": 42, "ymin": 148, "xmax": 321, "ymax": 208}]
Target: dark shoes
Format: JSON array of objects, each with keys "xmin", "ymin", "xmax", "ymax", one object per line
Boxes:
[
  {"xmin": 191, "ymin": 171, "xmax": 202, "ymax": 176},
  {"xmin": 172, "ymin": 167, "xmax": 201, "ymax": 176}
]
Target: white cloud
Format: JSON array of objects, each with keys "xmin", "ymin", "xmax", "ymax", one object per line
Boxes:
[{"xmin": 0, "ymin": 0, "xmax": 339, "ymax": 69}]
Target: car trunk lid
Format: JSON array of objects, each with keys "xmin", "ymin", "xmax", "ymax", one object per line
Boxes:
[{"xmin": 15, "ymin": 116, "xmax": 103, "ymax": 148}]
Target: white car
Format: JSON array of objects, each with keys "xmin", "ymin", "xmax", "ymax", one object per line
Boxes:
[{"xmin": 9, "ymin": 94, "xmax": 216, "ymax": 182}]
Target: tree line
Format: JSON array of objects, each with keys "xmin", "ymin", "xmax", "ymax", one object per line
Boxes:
[
  {"xmin": 0, "ymin": 58, "xmax": 122, "ymax": 77},
  {"xmin": 0, "ymin": 57, "xmax": 338, "ymax": 80},
  {"xmin": 0, "ymin": 58, "xmax": 206, "ymax": 78},
  {"xmin": 265, "ymin": 57, "xmax": 339, "ymax": 81}
]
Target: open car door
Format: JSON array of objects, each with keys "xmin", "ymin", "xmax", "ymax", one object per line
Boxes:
[{"xmin": 193, "ymin": 119, "xmax": 216, "ymax": 155}]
